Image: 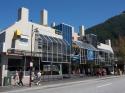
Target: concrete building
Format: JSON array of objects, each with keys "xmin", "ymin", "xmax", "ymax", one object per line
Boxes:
[
  {"xmin": 40, "ymin": 9, "xmax": 48, "ymax": 26},
  {"xmin": 54, "ymin": 23, "xmax": 74, "ymax": 45},
  {"xmin": 0, "ymin": 7, "xmax": 115, "ymax": 86},
  {"xmin": 79, "ymin": 25, "xmax": 85, "ymax": 37},
  {"xmin": 71, "ymin": 26, "xmax": 114, "ymax": 75},
  {"xmin": 72, "ymin": 40, "xmax": 98, "ymax": 75},
  {"xmin": 72, "ymin": 31, "xmax": 80, "ymax": 41},
  {"xmin": 0, "ymin": 7, "xmax": 71, "ymax": 86},
  {"xmin": 97, "ymin": 40, "xmax": 114, "ymax": 74}
]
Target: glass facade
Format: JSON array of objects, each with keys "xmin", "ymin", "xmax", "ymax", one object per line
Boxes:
[
  {"xmin": 35, "ymin": 34, "xmax": 71, "ymax": 63},
  {"xmin": 72, "ymin": 41, "xmax": 108, "ymax": 65},
  {"xmin": 98, "ymin": 50, "xmax": 114, "ymax": 66},
  {"xmin": 54, "ymin": 24, "xmax": 72, "ymax": 46},
  {"xmin": 72, "ymin": 41, "xmax": 114, "ymax": 66}
]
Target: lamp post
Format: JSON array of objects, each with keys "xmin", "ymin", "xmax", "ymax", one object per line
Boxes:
[
  {"xmin": 29, "ymin": 25, "xmax": 34, "ymax": 87},
  {"xmin": 29, "ymin": 24, "xmax": 38, "ymax": 87},
  {"xmin": 29, "ymin": 61, "xmax": 33, "ymax": 87}
]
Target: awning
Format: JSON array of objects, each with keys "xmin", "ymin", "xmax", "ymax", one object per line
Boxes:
[
  {"xmin": 38, "ymin": 34, "xmax": 70, "ymax": 47},
  {"xmin": 73, "ymin": 41, "xmax": 97, "ymax": 51}
]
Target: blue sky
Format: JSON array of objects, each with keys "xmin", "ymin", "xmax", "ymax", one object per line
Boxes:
[{"xmin": 0, "ymin": 0, "xmax": 125, "ymax": 31}]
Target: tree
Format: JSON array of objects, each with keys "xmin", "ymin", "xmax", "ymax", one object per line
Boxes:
[{"xmin": 115, "ymin": 36, "xmax": 125, "ymax": 61}]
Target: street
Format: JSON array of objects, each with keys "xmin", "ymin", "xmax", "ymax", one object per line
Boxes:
[{"xmin": 5, "ymin": 76, "xmax": 125, "ymax": 93}]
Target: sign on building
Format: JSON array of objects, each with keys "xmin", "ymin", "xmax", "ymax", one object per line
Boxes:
[{"xmin": 87, "ymin": 50, "xmax": 94, "ymax": 61}]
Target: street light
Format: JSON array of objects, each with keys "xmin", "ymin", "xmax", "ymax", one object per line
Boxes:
[
  {"xmin": 29, "ymin": 24, "xmax": 34, "ymax": 87},
  {"xmin": 29, "ymin": 61, "xmax": 33, "ymax": 87},
  {"xmin": 29, "ymin": 24, "xmax": 38, "ymax": 87}
]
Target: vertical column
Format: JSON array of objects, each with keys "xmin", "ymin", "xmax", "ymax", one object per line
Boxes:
[
  {"xmin": 80, "ymin": 48, "xmax": 81, "ymax": 64},
  {"xmin": 95, "ymin": 51, "xmax": 97, "ymax": 65},
  {"xmin": 24, "ymin": 52, "xmax": 26, "ymax": 76},
  {"xmin": 84, "ymin": 49, "xmax": 86, "ymax": 64},
  {"xmin": 51, "ymin": 38, "xmax": 53, "ymax": 76},
  {"xmin": 69, "ymin": 45, "xmax": 71, "ymax": 76},
  {"xmin": 98, "ymin": 51, "xmax": 99, "ymax": 65},
  {"xmin": 1, "ymin": 55, "xmax": 8, "ymax": 86},
  {"xmin": 46, "ymin": 37, "xmax": 48, "ymax": 62},
  {"xmin": 57, "ymin": 41, "xmax": 59, "ymax": 63}
]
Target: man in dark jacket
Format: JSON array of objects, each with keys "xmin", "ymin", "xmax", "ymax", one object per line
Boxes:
[{"xmin": 18, "ymin": 69, "xmax": 24, "ymax": 86}]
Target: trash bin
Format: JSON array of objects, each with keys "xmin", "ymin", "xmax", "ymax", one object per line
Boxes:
[{"xmin": 3, "ymin": 77, "xmax": 11, "ymax": 86}]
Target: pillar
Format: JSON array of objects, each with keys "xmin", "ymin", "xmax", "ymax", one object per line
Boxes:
[{"xmin": 1, "ymin": 55, "xmax": 8, "ymax": 86}]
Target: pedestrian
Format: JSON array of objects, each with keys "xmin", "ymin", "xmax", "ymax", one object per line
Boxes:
[
  {"xmin": 18, "ymin": 69, "xmax": 24, "ymax": 86},
  {"xmin": 88, "ymin": 68, "xmax": 91, "ymax": 76},
  {"xmin": 98, "ymin": 68, "xmax": 102, "ymax": 77},
  {"xmin": 82, "ymin": 69, "xmax": 86, "ymax": 76},
  {"xmin": 13, "ymin": 70, "xmax": 19, "ymax": 86},
  {"xmin": 36, "ymin": 71, "xmax": 41, "ymax": 85},
  {"xmin": 31, "ymin": 71, "xmax": 35, "ymax": 82}
]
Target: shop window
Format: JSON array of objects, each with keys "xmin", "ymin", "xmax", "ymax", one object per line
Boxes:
[{"xmin": 8, "ymin": 59, "xmax": 23, "ymax": 71}]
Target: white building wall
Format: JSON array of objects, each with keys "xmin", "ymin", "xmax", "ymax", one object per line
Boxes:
[
  {"xmin": 72, "ymin": 32, "xmax": 79, "ymax": 41},
  {"xmin": 97, "ymin": 43, "xmax": 114, "ymax": 54},
  {"xmin": 4, "ymin": 21, "xmax": 31, "ymax": 52},
  {"xmin": 41, "ymin": 9, "xmax": 48, "ymax": 26},
  {"xmin": 18, "ymin": 7, "xmax": 29, "ymax": 22},
  {"xmin": 79, "ymin": 25, "xmax": 85, "ymax": 36},
  {"xmin": 0, "ymin": 7, "xmax": 63, "ymax": 86},
  {"xmin": 31, "ymin": 22, "xmax": 62, "ymax": 38},
  {"xmin": 3, "ymin": 20, "xmax": 62, "ymax": 52},
  {"xmin": 1, "ymin": 7, "xmax": 62, "ymax": 53}
]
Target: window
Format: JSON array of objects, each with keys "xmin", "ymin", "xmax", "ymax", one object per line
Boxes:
[
  {"xmin": 19, "ymin": 35, "xmax": 29, "ymax": 45},
  {"xmin": 20, "ymin": 38, "xmax": 28, "ymax": 42},
  {"xmin": 8, "ymin": 59, "xmax": 23, "ymax": 71}
]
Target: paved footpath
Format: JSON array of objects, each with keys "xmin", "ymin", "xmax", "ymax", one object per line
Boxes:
[{"xmin": 0, "ymin": 75, "xmax": 122, "ymax": 93}]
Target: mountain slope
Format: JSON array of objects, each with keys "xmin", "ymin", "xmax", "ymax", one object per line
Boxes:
[{"xmin": 86, "ymin": 12, "xmax": 125, "ymax": 43}]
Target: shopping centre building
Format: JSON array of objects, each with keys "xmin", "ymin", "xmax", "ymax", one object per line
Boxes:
[
  {"xmin": 0, "ymin": 7, "xmax": 71, "ymax": 86},
  {"xmin": 0, "ymin": 7, "xmax": 114, "ymax": 86},
  {"xmin": 71, "ymin": 26, "xmax": 114, "ymax": 76}
]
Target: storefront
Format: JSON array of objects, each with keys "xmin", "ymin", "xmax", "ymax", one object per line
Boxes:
[{"xmin": 72, "ymin": 41, "xmax": 98, "ymax": 75}]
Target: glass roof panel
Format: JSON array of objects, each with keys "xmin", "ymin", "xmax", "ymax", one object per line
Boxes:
[
  {"xmin": 44, "ymin": 35, "xmax": 52, "ymax": 43},
  {"xmin": 73, "ymin": 41, "xmax": 97, "ymax": 51},
  {"xmin": 39, "ymin": 34, "xmax": 47, "ymax": 43},
  {"xmin": 53, "ymin": 37, "xmax": 62, "ymax": 45},
  {"xmin": 49, "ymin": 36, "xmax": 58, "ymax": 44}
]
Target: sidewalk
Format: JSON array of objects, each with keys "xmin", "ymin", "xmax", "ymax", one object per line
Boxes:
[{"xmin": 0, "ymin": 75, "xmax": 122, "ymax": 92}]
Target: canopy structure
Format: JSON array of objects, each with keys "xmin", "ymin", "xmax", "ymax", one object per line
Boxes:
[
  {"xmin": 73, "ymin": 41, "xmax": 97, "ymax": 51},
  {"xmin": 36, "ymin": 34, "xmax": 71, "ymax": 63},
  {"xmin": 72, "ymin": 41, "xmax": 98, "ymax": 63}
]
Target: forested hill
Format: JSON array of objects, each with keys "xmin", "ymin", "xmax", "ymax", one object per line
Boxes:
[
  {"xmin": 86, "ymin": 12, "xmax": 125, "ymax": 57},
  {"xmin": 86, "ymin": 12, "xmax": 125, "ymax": 43}
]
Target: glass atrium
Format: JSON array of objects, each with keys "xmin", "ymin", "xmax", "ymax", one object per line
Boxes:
[{"xmin": 35, "ymin": 34, "xmax": 71, "ymax": 63}]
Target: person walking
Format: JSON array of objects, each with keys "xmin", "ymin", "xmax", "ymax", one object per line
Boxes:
[
  {"xmin": 31, "ymin": 71, "xmax": 35, "ymax": 82},
  {"xmin": 36, "ymin": 71, "xmax": 41, "ymax": 85},
  {"xmin": 13, "ymin": 70, "xmax": 19, "ymax": 86},
  {"xmin": 18, "ymin": 69, "xmax": 24, "ymax": 86}
]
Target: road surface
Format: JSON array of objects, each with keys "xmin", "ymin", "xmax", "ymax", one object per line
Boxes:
[{"xmin": 5, "ymin": 76, "xmax": 125, "ymax": 93}]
